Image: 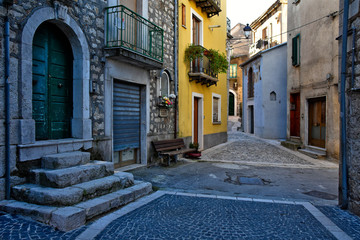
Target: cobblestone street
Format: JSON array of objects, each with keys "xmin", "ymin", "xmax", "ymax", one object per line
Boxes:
[{"xmin": 0, "ymin": 128, "xmax": 359, "ymax": 239}]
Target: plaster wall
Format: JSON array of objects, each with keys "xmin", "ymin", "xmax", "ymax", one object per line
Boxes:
[
  {"xmin": 178, "ymin": 0, "xmax": 228, "ymax": 149},
  {"xmin": 287, "ymin": 0, "xmax": 340, "ymax": 159},
  {"xmin": 261, "ymin": 44, "xmax": 287, "ymax": 139}
]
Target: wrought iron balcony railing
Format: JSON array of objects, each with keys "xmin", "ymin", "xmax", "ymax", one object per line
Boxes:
[
  {"xmin": 105, "ymin": 5, "xmax": 164, "ymax": 63},
  {"xmin": 188, "ymin": 47, "xmax": 218, "ymax": 87},
  {"xmin": 194, "ymin": 0, "xmax": 221, "ymax": 18}
]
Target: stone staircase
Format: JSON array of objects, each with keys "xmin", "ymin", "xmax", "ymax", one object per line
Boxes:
[
  {"xmin": 281, "ymin": 137, "xmax": 302, "ymax": 151},
  {"xmin": 298, "ymin": 145, "xmax": 327, "ymax": 159},
  {"xmin": 0, "ymin": 151, "xmax": 152, "ymax": 231}
]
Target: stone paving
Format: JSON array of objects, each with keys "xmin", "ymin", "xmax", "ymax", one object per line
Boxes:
[
  {"xmin": 202, "ymin": 131, "xmax": 337, "ymax": 169},
  {"xmin": 1, "ymin": 191, "xmax": 360, "ymax": 239},
  {"xmin": 94, "ymin": 194, "xmax": 336, "ymax": 240}
]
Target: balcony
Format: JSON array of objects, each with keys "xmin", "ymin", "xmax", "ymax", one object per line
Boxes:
[
  {"xmin": 188, "ymin": 49, "xmax": 218, "ymax": 87},
  {"xmin": 105, "ymin": 5, "xmax": 164, "ymax": 69},
  {"xmin": 194, "ymin": 0, "xmax": 222, "ymax": 18}
]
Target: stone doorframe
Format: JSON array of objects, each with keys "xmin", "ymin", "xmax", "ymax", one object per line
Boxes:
[{"xmin": 19, "ymin": 6, "xmax": 91, "ymax": 144}]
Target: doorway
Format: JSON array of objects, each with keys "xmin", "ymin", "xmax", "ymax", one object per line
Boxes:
[
  {"xmin": 229, "ymin": 92, "xmax": 235, "ymax": 116},
  {"xmin": 113, "ymin": 80, "xmax": 141, "ymax": 167},
  {"xmin": 32, "ymin": 22, "xmax": 73, "ymax": 140},
  {"xmin": 249, "ymin": 105, "xmax": 254, "ymax": 134},
  {"xmin": 308, "ymin": 97, "xmax": 326, "ymax": 148},
  {"xmin": 192, "ymin": 94, "xmax": 203, "ymax": 149},
  {"xmin": 290, "ymin": 93, "xmax": 300, "ymax": 137}
]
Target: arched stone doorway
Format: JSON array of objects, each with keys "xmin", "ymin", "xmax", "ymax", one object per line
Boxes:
[
  {"xmin": 32, "ymin": 22, "xmax": 73, "ymax": 140},
  {"xmin": 229, "ymin": 90, "xmax": 237, "ymax": 116},
  {"xmin": 19, "ymin": 7, "xmax": 91, "ymax": 144}
]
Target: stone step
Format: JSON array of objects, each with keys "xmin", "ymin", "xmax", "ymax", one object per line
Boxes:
[
  {"xmin": 0, "ymin": 181, "xmax": 152, "ymax": 232},
  {"xmin": 280, "ymin": 140, "xmax": 302, "ymax": 151},
  {"xmin": 41, "ymin": 151, "xmax": 90, "ymax": 169},
  {"xmin": 12, "ymin": 172, "xmax": 134, "ymax": 206},
  {"xmin": 298, "ymin": 148, "xmax": 326, "ymax": 159},
  {"xmin": 30, "ymin": 161, "xmax": 114, "ymax": 188}
]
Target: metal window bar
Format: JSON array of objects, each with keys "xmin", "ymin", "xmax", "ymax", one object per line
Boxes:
[{"xmin": 106, "ymin": 5, "xmax": 164, "ymax": 62}]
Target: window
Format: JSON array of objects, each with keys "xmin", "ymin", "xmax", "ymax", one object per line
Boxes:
[
  {"xmin": 292, "ymin": 34, "xmax": 300, "ymax": 66},
  {"xmin": 270, "ymin": 91, "xmax": 276, "ymax": 101},
  {"xmin": 212, "ymin": 93, "xmax": 221, "ymax": 123},
  {"xmin": 182, "ymin": 4, "xmax": 186, "ymax": 27},
  {"xmin": 262, "ymin": 27, "xmax": 268, "ymax": 40},
  {"xmin": 248, "ymin": 67, "xmax": 254, "ymax": 98},
  {"xmin": 192, "ymin": 15, "xmax": 201, "ymax": 45},
  {"xmin": 230, "ymin": 64, "xmax": 237, "ymax": 78},
  {"xmin": 190, "ymin": 9, "xmax": 203, "ymax": 45},
  {"xmin": 160, "ymin": 71, "xmax": 169, "ymax": 97}
]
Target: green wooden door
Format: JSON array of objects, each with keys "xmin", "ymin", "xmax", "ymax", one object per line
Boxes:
[
  {"xmin": 32, "ymin": 23, "xmax": 73, "ymax": 140},
  {"xmin": 229, "ymin": 92, "xmax": 235, "ymax": 116}
]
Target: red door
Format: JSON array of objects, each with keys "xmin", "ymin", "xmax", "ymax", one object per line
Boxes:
[
  {"xmin": 290, "ymin": 93, "xmax": 300, "ymax": 137},
  {"xmin": 194, "ymin": 97, "xmax": 199, "ymax": 144}
]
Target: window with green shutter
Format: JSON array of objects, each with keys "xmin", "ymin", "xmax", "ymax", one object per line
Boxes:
[
  {"xmin": 230, "ymin": 64, "xmax": 237, "ymax": 78},
  {"xmin": 292, "ymin": 34, "xmax": 300, "ymax": 66}
]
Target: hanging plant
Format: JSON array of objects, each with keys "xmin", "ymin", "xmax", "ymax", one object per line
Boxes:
[
  {"xmin": 184, "ymin": 44, "xmax": 205, "ymax": 62},
  {"xmin": 184, "ymin": 44, "xmax": 228, "ymax": 75},
  {"xmin": 207, "ymin": 49, "xmax": 229, "ymax": 74}
]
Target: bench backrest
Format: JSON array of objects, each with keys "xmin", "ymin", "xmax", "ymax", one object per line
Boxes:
[{"xmin": 152, "ymin": 138, "xmax": 186, "ymax": 152}]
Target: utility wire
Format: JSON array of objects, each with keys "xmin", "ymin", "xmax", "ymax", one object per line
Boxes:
[{"xmin": 229, "ymin": 10, "xmax": 339, "ymax": 42}]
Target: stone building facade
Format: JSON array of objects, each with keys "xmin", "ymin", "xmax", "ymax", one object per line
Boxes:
[
  {"xmin": 286, "ymin": 0, "xmax": 340, "ymax": 160},
  {"xmin": 229, "ymin": 23, "xmax": 250, "ymax": 118},
  {"xmin": 0, "ymin": 0, "xmax": 175, "ymax": 200},
  {"xmin": 339, "ymin": 0, "xmax": 360, "ymax": 216}
]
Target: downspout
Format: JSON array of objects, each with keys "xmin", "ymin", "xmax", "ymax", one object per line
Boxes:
[
  {"xmin": 351, "ymin": 27, "xmax": 356, "ymax": 90},
  {"xmin": 340, "ymin": 0, "xmax": 349, "ymax": 209},
  {"xmin": 174, "ymin": 0, "xmax": 178, "ymax": 139},
  {"xmin": 4, "ymin": 15, "xmax": 11, "ymax": 200}
]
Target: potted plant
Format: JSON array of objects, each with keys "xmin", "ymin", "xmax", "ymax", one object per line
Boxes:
[
  {"xmin": 158, "ymin": 96, "xmax": 173, "ymax": 108},
  {"xmin": 184, "ymin": 44, "xmax": 228, "ymax": 75},
  {"xmin": 186, "ymin": 142, "xmax": 201, "ymax": 158}
]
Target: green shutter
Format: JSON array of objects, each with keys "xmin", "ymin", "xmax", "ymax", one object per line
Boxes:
[{"xmin": 292, "ymin": 34, "xmax": 300, "ymax": 66}]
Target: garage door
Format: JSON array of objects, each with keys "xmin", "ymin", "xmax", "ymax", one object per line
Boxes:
[{"xmin": 113, "ymin": 80, "xmax": 141, "ymax": 154}]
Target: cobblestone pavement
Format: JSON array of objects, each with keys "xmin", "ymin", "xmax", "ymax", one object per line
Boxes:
[
  {"xmin": 1, "ymin": 192, "xmax": 360, "ymax": 239},
  {"xmin": 202, "ymin": 131, "xmax": 337, "ymax": 169}
]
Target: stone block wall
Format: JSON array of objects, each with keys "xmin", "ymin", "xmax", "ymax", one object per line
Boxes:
[
  {"xmin": 339, "ymin": 0, "xmax": 360, "ymax": 216},
  {"xmin": 0, "ymin": 0, "xmax": 107, "ymax": 199},
  {"xmin": 147, "ymin": 0, "xmax": 176, "ymax": 163}
]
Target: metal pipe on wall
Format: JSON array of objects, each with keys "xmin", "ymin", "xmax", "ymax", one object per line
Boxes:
[
  {"xmin": 351, "ymin": 27, "xmax": 356, "ymax": 89},
  {"xmin": 174, "ymin": 0, "xmax": 178, "ymax": 139},
  {"xmin": 340, "ymin": 0, "xmax": 350, "ymax": 209},
  {"xmin": 4, "ymin": 14, "xmax": 11, "ymax": 200}
]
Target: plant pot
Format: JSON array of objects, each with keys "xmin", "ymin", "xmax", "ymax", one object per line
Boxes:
[{"xmin": 185, "ymin": 151, "xmax": 201, "ymax": 159}]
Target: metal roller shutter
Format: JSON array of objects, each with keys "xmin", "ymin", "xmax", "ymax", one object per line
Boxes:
[{"xmin": 113, "ymin": 80, "xmax": 141, "ymax": 152}]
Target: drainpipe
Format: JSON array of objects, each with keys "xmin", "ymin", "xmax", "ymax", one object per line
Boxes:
[
  {"xmin": 4, "ymin": 14, "xmax": 11, "ymax": 200},
  {"xmin": 174, "ymin": 0, "xmax": 178, "ymax": 139},
  {"xmin": 340, "ymin": 0, "xmax": 349, "ymax": 209},
  {"xmin": 351, "ymin": 27, "xmax": 356, "ymax": 89}
]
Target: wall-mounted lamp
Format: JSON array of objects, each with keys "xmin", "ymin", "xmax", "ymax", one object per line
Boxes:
[
  {"xmin": 209, "ymin": 25, "xmax": 221, "ymax": 31},
  {"xmin": 243, "ymin": 24, "xmax": 252, "ymax": 39}
]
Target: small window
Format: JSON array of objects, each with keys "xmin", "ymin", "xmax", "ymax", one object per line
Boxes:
[
  {"xmin": 270, "ymin": 91, "xmax": 276, "ymax": 101},
  {"xmin": 230, "ymin": 64, "xmax": 237, "ymax": 78},
  {"xmin": 212, "ymin": 93, "xmax": 221, "ymax": 124},
  {"xmin": 182, "ymin": 4, "xmax": 186, "ymax": 28},
  {"xmin": 160, "ymin": 72, "xmax": 170, "ymax": 97},
  {"xmin": 292, "ymin": 34, "xmax": 300, "ymax": 66}
]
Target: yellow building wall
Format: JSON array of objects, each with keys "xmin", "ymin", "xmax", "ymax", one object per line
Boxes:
[{"xmin": 178, "ymin": 0, "xmax": 228, "ymax": 145}]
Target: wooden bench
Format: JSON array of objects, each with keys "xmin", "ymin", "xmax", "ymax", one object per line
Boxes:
[{"xmin": 152, "ymin": 139, "xmax": 193, "ymax": 165}]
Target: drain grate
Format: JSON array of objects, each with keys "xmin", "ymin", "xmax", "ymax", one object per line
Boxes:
[{"xmin": 303, "ymin": 190, "xmax": 337, "ymax": 200}]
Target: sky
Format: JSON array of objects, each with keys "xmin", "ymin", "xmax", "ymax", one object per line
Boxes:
[{"xmin": 227, "ymin": 0, "xmax": 275, "ymax": 28}]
